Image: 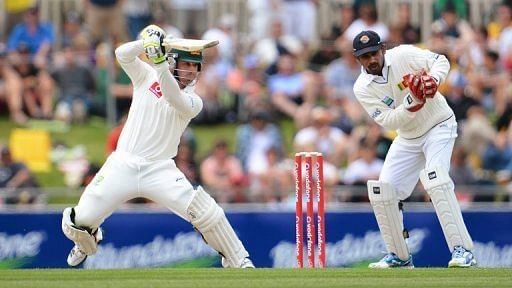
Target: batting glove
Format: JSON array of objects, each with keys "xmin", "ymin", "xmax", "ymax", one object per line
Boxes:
[
  {"xmin": 140, "ymin": 25, "xmax": 166, "ymax": 65},
  {"xmin": 419, "ymin": 71, "xmax": 438, "ymax": 99},
  {"xmin": 402, "ymin": 73, "xmax": 426, "ymax": 101},
  {"xmin": 403, "ymin": 93, "xmax": 425, "ymax": 112}
]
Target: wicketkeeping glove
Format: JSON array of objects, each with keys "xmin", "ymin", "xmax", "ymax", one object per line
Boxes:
[
  {"xmin": 402, "ymin": 73, "xmax": 425, "ymax": 101},
  {"xmin": 140, "ymin": 25, "xmax": 166, "ymax": 64},
  {"xmin": 419, "ymin": 71, "xmax": 438, "ymax": 98}
]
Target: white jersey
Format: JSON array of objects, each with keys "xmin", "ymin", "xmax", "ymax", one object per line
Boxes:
[
  {"xmin": 114, "ymin": 40, "xmax": 203, "ymax": 160},
  {"xmin": 353, "ymin": 45, "xmax": 453, "ymax": 139}
]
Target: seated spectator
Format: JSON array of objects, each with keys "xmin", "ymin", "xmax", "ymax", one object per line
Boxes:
[
  {"xmin": 445, "ymin": 69, "xmax": 479, "ymax": 123},
  {"xmin": 226, "ymin": 54, "xmax": 269, "ymax": 121},
  {"xmin": 481, "ymin": 130, "xmax": 512, "ymax": 174},
  {"xmin": 7, "ymin": 5, "xmax": 55, "ymax": 119},
  {"xmin": 0, "ymin": 145, "xmax": 40, "ymax": 204},
  {"xmin": 200, "ymin": 139, "xmax": 246, "ymax": 203},
  {"xmin": 323, "ymin": 40, "xmax": 362, "ymax": 126},
  {"xmin": 0, "ymin": 43, "xmax": 27, "ymax": 125},
  {"xmin": 249, "ymin": 147, "xmax": 291, "ymax": 202},
  {"xmin": 236, "ymin": 110, "xmax": 283, "ymax": 174},
  {"xmin": 343, "ymin": 140, "xmax": 383, "ymax": 189},
  {"xmin": 466, "ymin": 50, "xmax": 510, "ymax": 115},
  {"xmin": 51, "ymin": 45, "xmax": 96, "ymax": 123},
  {"xmin": 294, "ymin": 107, "xmax": 348, "ymax": 167},
  {"xmin": 268, "ymin": 53, "xmax": 317, "ymax": 128},
  {"xmin": 343, "ymin": 2, "xmax": 389, "ymax": 43},
  {"xmin": 252, "ymin": 18, "xmax": 303, "ymax": 71},
  {"xmin": 175, "ymin": 141, "xmax": 200, "ymax": 187}
]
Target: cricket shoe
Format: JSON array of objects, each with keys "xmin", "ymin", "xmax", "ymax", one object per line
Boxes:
[
  {"xmin": 67, "ymin": 228, "xmax": 103, "ymax": 267},
  {"xmin": 221, "ymin": 257, "xmax": 255, "ymax": 268},
  {"xmin": 369, "ymin": 253, "xmax": 414, "ymax": 269},
  {"xmin": 448, "ymin": 246, "xmax": 476, "ymax": 268}
]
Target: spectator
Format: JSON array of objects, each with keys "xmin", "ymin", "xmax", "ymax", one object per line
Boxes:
[
  {"xmin": 268, "ymin": 53, "xmax": 317, "ymax": 128},
  {"xmin": 0, "ymin": 44, "xmax": 27, "ymax": 125},
  {"xmin": 389, "ymin": 2, "xmax": 421, "ymax": 45},
  {"xmin": 51, "ymin": 45, "xmax": 96, "ymax": 123},
  {"xmin": 175, "ymin": 141, "xmax": 200, "ymax": 187},
  {"xmin": 481, "ymin": 130, "xmax": 512, "ymax": 173},
  {"xmin": 323, "ymin": 40, "xmax": 362, "ymax": 125},
  {"xmin": 329, "ymin": 3, "xmax": 355, "ymax": 40},
  {"xmin": 200, "ymin": 139, "xmax": 246, "ymax": 203},
  {"xmin": 450, "ymin": 145, "xmax": 477, "ymax": 186},
  {"xmin": 343, "ymin": 140, "xmax": 383, "ymax": 201},
  {"xmin": 235, "ymin": 110, "xmax": 284, "ymax": 174},
  {"xmin": 84, "ymin": 0, "xmax": 127, "ymax": 46},
  {"xmin": 252, "ymin": 18, "xmax": 303, "ymax": 70},
  {"xmin": 0, "ymin": 146, "xmax": 40, "ymax": 204},
  {"xmin": 343, "ymin": 3, "xmax": 389, "ymax": 43},
  {"xmin": 7, "ymin": 5, "xmax": 55, "ymax": 119},
  {"xmin": 445, "ymin": 69, "xmax": 479, "ymax": 123},
  {"xmin": 250, "ymin": 147, "xmax": 291, "ymax": 202},
  {"xmin": 247, "ymin": 0, "xmax": 280, "ymax": 41},
  {"xmin": 202, "ymin": 14, "xmax": 237, "ymax": 64},
  {"xmin": 466, "ymin": 50, "xmax": 510, "ymax": 115},
  {"xmin": 226, "ymin": 54, "xmax": 269, "ymax": 121},
  {"xmin": 294, "ymin": 106, "xmax": 347, "ymax": 167},
  {"xmin": 431, "ymin": 0, "xmax": 473, "ymax": 43},
  {"xmin": 123, "ymin": 0, "xmax": 152, "ymax": 40},
  {"xmin": 280, "ymin": 0, "xmax": 318, "ymax": 46},
  {"xmin": 12, "ymin": 45, "xmax": 54, "ymax": 119},
  {"xmin": 496, "ymin": 3, "xmax": 512, "ymax": 71}
]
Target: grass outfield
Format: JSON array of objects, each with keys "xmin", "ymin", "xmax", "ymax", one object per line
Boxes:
[{"xmin": 0, "ymin": 268, "xmax": 511, "ymax": 288}]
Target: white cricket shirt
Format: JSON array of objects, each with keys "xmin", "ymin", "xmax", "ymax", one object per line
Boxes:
[
  {"xmin": 353, "ymin": 45, "xmax": 454, "ymax": 139},
  {"xmin": 114, "ymin": 40, "xmax": 203, "ymax": 160}
]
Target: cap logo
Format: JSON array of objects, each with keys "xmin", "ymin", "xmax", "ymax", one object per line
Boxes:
[
  {"xmin": 360, "ymin": 35, "xmax": 370, "ymax": 44},
  {"xmin": 190, "ymin": 51, "xmax": 201, "ymax": 56}
]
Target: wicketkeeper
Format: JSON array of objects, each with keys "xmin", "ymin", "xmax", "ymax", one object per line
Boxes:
[
  {"xmin": 61, "ymin": 25, "xmax": 254, "ymax": 268},
  {"xmin": 352, "ymin": 30, "xmax": 476, "ymax": 268}
]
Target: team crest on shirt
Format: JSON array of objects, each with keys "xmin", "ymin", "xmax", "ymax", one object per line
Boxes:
[{"xmin": 149, "ymin": 81, "xmax": 162, "ymax": 98}]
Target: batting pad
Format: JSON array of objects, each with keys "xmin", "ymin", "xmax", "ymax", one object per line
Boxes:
[
  {"xmin": 420, "ymin": 166, "xmax": 473, "ymax": 251},
  {"xmin": 187, "ymin": 186, "xmax": 249, "ymax": 267},
  {"xmin": 367, "ymin": 181, "xmax": 410, "ymax": 260},
  {"xmin": 62, "ymin": 207, "xmax": 99, "ymax": 255}
]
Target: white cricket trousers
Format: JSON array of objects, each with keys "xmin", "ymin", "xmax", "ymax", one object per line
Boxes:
[
  {"xmin": 74, "ymin": 151, "xmax": 195, "ymax": 228},
  {"xmin": 379, "ymin": 116, "xmax": 458, "ymax": 200}
]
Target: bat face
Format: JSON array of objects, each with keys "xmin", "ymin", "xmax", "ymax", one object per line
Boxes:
[{"xmin": 163, "ymin": 38, "xmax": 219, "ymax": 52}]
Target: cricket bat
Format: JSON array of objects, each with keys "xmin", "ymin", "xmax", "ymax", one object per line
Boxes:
[{"xmin": 162, "ymin": 38, "xmax": 219, "ymax": 52}]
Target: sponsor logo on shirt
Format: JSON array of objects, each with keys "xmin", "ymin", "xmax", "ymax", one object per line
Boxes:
[
  {"xmin": 149, "ymin": 82, "xmax": 162, "ymax": 98},
  {"xmin": 381, "ymin": 96, "xmax": 394, "ymax": 107},
  {"xmin": 371, "ymin": 108, "xmax": 382, "ymax": 119},
  {"xmin": 428, "ymin": 171, "xmax": 437, "ymax": 180}
]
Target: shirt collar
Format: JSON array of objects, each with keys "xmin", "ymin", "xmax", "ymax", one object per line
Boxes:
[{"xmin": 359, "ymin": 54, "xmax": 392, "ymax": 86}]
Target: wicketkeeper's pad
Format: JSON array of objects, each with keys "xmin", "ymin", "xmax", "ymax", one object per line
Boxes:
[
  {"xmin": 367, "ymin": 181, "xmax": 410, "ymax": 261},
  {"xmin": 420, "ymin": 166, "xmax": 473, "ymax": 251}
]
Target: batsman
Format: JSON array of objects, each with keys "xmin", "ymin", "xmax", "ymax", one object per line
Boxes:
[
  {"xmin": 61, "ymin": 25, "xmax": 254, "ymax": 268},
  {"xmin": 352, "ymin": 30, "xmax": 476, "ymax": 268}
]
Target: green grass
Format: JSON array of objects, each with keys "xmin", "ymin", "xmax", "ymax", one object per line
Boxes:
[{"xmin": 0, "ymin": 268, "xmax": 510, "ymax": 288}]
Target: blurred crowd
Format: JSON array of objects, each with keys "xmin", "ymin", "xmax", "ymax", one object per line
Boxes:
[{"xmin": 1, "ymin": 0, "xmax": 512, "ymax": 205}]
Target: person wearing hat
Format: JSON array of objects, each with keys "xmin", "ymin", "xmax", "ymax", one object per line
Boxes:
[
  {"xmin": 61, "ymin": 25, "xmax": 254, "ymax": 269},
  {"xmin": 352, "ymin": 30, "xmax": 475, "ymax": 268}
]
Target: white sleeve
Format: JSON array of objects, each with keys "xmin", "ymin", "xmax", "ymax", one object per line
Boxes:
[
  {"xmin": 114, "ymin": 40, "xmax": 152, "ymax": 86},
  {"xmin": 403, "ymin": 45, "xmax": 450, "ymax": 84},
  {"xmin": 153, "ymin": 62, "xmax": 203, "ymax": 119},
  {"xmin": 354, "ymin": 85, "xmax": 416, "ymax": 131}
]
